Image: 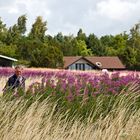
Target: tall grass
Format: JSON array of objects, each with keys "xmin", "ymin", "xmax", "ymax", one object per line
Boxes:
[{"xmin": 0, "ymin": 85, "xmax": 140, "ymax": 140}]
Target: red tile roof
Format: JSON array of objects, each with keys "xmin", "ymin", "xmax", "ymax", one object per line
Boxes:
[
  {"xmin": 63, "ymin": 56, "xmax": 82, "ymax": 68},
  {"xmin": 63, "ymin": 56, "xmax": 125, "ymax": 69}
]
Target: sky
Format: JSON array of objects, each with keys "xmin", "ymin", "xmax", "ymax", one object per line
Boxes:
[{"xmin": 0, "ymin": 0, "xmax": 140, "ymax": 37}]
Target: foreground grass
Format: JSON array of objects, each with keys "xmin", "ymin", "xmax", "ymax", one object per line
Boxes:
[{"xmin": 0, "ymin": 84, "xmax": 140, "ymax": 140}]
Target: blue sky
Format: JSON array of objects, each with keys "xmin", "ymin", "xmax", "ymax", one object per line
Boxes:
[{"xmin": 0, "ymin": 0, "xmax": 140, "ymax": 37}]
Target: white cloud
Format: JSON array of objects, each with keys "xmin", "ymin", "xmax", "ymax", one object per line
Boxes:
[
  {"xmin": 97, "ymin": 0, "xmax": 136, "ymax": 21},
  {"xmin": 0, "ymin": 0, "xmax": 140, "ymax": 36},
  {"xmin": 8, "ymin": 8, "xmax": 19, "ymax": 14}
]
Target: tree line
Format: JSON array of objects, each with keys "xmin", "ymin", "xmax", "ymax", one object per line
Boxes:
[{"xmin": 0, "ymin": 15, "xmax": 140, "ymax": 70}]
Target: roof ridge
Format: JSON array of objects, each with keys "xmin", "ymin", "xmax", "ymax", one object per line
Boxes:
[{"xmin": 0, "ymin": 55, "xmax": 17, "ymax": 61}]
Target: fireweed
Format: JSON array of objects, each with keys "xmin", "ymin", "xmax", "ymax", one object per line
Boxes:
[
  {"xmin": 24, "ymin": 71, "xmax": 140, "ymax": 102},
  {"xmin": 1, "ymin": 68, "xmax": 140, "ymax": 101}
]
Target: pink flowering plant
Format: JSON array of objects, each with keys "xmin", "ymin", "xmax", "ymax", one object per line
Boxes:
[
  {"xmin": 27, "ymin": 71, "xmax": 139, "ymax": 93},
  {"xmin": 24, "ymin": 70, "xmax": 140, "ymax": 110},
  {"xmin": 1, "ymin": 68, "xmax": 140, "ymax": 121}
]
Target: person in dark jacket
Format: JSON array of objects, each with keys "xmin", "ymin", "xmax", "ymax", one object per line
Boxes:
[{"xmin": 3, "ymin": 66, "xmax": 26, "ymax": 95}]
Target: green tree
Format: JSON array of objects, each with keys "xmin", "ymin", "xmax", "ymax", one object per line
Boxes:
[
  {"xmin": 29, "ymin": 16, "xmax": 47, "ymax": 41},
  {"xmin": 6, "ymin": 15, "xmax": 27, "ymax": 45},
  {"xmin": 100, "ymin": 35, "xmax": 114, "ymax": 48},
  {"xmin": 75, "ymin": 39, "xmax": 92, "ymax": 56},
  {"xmin": 123, "ymin": 46, "xmax": 137, "ymax": 68},
  {"xmin": 87, "ymin": 34, "xmax": 105, "ymax": 56},
  {"xmin": 17, "ymin": 37, "xmax": 43, "ymax": 60},
  {"xmin": 60, "ymin": 35, "xmax": 75, "ymax": 56},
  {"xmin": 105, "ymin": 33, "xmax": 127, "ymax": 56},
  {"xmin": 0, "ymin": 17, "xmax": 7, "ymax": 43},
  {"xmin": 0, "ymin": 43, "xmax": 17, "ymax": 57},
  {"xmin": 126, "ymin": 23, "xmax": 140, "ymax": 69},
  {"xmin": 77, "ymin": 28, "xmax": 87, "ymax": 41},
  {"xmin": 6, "ymin": 25, "xmax": 19, "ymax": 45},
  {"xmin": 17, "ymin": 15, "xmax": 27, "ymax": 35},
  {"xmin": 30, "ymin": 44, "xmax": 63, "ymax": 68},
  {"xmin": 54, "ymin": 32, "xmax": 64, "ymax": 43},
  {"xmin": 128, "ymin": 23, "xmax": 140, "ymax": 50}
]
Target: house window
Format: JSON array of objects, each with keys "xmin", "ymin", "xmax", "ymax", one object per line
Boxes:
[
  {"xmin": 69, "ymin": 63, "xmax": 95, "ymax": 70},
  {"xmin": 75, "ymin": 63, "xmax": 85, "ymax": 70},
  {"xmin": 69, "ymin": 64, "xmax": 75, "ymax": 70},
  {"xmin": 85, "ymin": 63, "xmax": 93, "ymax": 70}
]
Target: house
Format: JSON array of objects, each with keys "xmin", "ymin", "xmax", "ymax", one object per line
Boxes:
[
  {"xmin": 0, "ymin": 55, "xmax": 17, "ymax": 67},
  {"xmin": 63, "ymin": 56, "xmax": 125, "ymax": 71}
]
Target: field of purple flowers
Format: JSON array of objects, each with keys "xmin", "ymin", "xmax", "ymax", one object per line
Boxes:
[
  {"xmin": 24, "ymin": 70, "xmax": 139, "ymax": 103},
  {"xmin": 0, "ymin": 68, "xmax": 140, "ymax": 100}
]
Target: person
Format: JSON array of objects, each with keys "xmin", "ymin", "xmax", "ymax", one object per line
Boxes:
[
  {"xmin": 102, "ymin": 69, "xmax": 109, "ymax": 74},
  {"xmin": 3, "ymin": 66, "xmax": 26, "ymax": 95}
]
